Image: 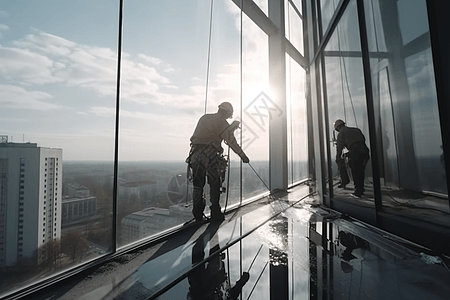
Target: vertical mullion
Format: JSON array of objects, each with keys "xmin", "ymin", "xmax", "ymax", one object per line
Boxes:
[
  {"xmin": 426, "ymin": 0, "xmax": 450, "ymax": 207},
  {"xmin": 112, "ymin": 0, "xmax": 124, "ymax": 253},
  {"xmin": 316, "ymin": 0, "xmax": 334, "ymax": 201},
  {"xmin": 356, "ymin": 0, "xmax": 382, "ymax": 223}
]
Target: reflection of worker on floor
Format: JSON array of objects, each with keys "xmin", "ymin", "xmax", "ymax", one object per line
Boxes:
[
  {"xmin": 338, "ymin": 231, "xmax": 369, "ymax": 261},
  {"xmin": 338, "ymin": 231, "xmax": 370, "ymax": 273},
  {"xmin": 187, "ymin": 102, "xmax": 249, "ymax": 222},
  {"xmin": 188, "ymin": 224, "xmax": 250, "ymax": 300},
  {"xmin": 334, "ymin": 119, "xmax": 370, "ymax": 197}
]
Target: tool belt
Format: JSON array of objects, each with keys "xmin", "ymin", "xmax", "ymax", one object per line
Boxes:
[{"xmin": 186, "ymin": 144, "xmax": 229, "ymax": 182}]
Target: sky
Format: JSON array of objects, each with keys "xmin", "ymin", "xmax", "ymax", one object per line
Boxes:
[{"xmin": 0, "ymin": 0, "xmax": 297, "ymax": 162}]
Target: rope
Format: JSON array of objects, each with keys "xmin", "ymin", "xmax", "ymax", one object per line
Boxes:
[
  {"xmin": 186, "ymin": 0, "xmax": 215, "ymax": 210},
  {"xmin": 224, "ymin": 145, "xmax": 231, "ymax": 213},
  {"xmin": 336, "ymin": 21, "xmax": 358, "ymax": 128},
  {"xmin": 248, "ymin": 163, "xmax": 270, "ymax": 193},
  {"xmin": 247, "ymin": 244, "xmax": 264, "ymax": 272},
  {"xmin": 204, "ymin": 0, "xmax": 214, "ymax": 114},
  {"xmin": 246, "ymin": 261, "xmax": 269, "ymax": 300}
]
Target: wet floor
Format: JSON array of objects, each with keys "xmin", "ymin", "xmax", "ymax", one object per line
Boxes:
[{"xmin": 80, "ymin": 187, "xmax": 450, "ymax": 300}]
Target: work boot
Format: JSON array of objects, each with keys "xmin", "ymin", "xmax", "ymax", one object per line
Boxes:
[
  {"xmin": 192, "ymin": 187, "xmax": 205, "ymax": 221},
  {"xmin": 210, "ymin": 206, "xmax": 224, "ymax": 222},
  {"xmin": 338, "ymin": 178, "xmax": 350, "ymax": 188}
]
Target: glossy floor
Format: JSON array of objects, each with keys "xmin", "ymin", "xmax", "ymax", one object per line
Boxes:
[{"xmin": 74, "ymin": 186, "xmax": 450, "ymax": 300}]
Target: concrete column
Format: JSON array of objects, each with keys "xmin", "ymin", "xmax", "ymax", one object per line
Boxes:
[{"xmin": 268, "ymin": 0, "xmax": 288, "ymax": 191}]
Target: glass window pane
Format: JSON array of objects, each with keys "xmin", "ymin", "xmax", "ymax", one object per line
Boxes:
[
  {"xmin": 118, "ymin": 1, "xmax": 257, "ymax": 247},
  {"xmin": 0, "ymin": 0, "xmax": 117, "ymax": 297},
  {"xmin": 253, "ymin": 0, "xmax": 268, "ymax": 16},
  {"xmin": 397, "ymin": 0, "xmax": 429, "ymax": 45},
  {"xmin": 241, "ymin": 14, "xmax": 270, "ymax": 201},
  {"xmin": 406, "ymin": 49, "xmax": 445, "ymax": 194},
  {"xmin": 287, "ymin": 56, "xmax": 308, "ymax": 185},
  {"xmin": 287, "ymin": 3, "xmax": 304, "ymax": 55},
  {"xmin": 365, "ymin": 0, "xmax": 447, "ymax": 212},
  {"xmin": 320, "ymin": 0, "xmax": 339, "ymax": 36},
  {"xmin": 118, "ymin": 0, "xmax": 213, "ymax": 246},
  {"xmin": 292, "ymin": 0, "xmax": 303, "ymax": 15},
  {"xmin": 324, "ymin": 0, "xmax": 374, "ymax": 203}
]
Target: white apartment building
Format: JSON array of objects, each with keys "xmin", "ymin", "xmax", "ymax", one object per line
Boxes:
[{"xmin": 0, "ymin": 137, "xmax": 62, "ymax": 268}]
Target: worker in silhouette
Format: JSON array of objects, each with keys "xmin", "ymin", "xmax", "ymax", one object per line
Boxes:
[
  {"xmin": 334, "ymin": 119, "xmax": 370, "ymax": 197},
  {"xmin": 187, "ymin": 102, "xmax": 249, "ymax": 222}
]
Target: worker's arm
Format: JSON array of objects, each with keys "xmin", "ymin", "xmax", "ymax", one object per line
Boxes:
[
  {"xmin": 220, "ymin": 120, "xmax": 250, "ymax": 163},
  {"xmin": 336, "ymin": 134, "xmax": 344, "ymax": 163}
]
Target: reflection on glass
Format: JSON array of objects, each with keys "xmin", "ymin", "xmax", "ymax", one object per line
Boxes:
[
  {"xmin": 0, "ymin": 0, "xmax": 117, "ymax": 297},
  {"xmin": 365, "ymin": 0, "xmax": 447, "ymax": 208},
  {"xmin": 320, "ymin": 0, "xmax": 340, "ymax": 36},
  {"xmin": 378, "ymin": 68, "xmax": 400, "ymax": 187},
  {"xmin": 323, "ymin": 0, "xmax": 373, "ymax": 200},
  {"xmin": 406, "ymin": 49, "xmax": 445, "ymax": 194}
]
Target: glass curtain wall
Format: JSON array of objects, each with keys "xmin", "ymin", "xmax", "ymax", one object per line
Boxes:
[
  {"xmin": 0, "ymin": 0, "xmax": 117, "ymax": 297},
  {"xmin": 0, "ymin": 0, "xmax": 311, "ymax": 297},
  {"xmin": 118, "ymin": 1, "xmax": 246, "ymax": 247},
  {"xmin": 322, "ymin": 0, "xmax": 374, "ymax": 203},
  {"xmin": 320, "ymin": 0, "xmax": 340, "ymax": 35},
  {"xmin": 312, "ymin": 0, "xmax": 449, "ymax": 227},
  {"xmin": 118, "ymin": 1, "xmax": 272, "ymax": 248},
  {"xmin": 364, "ymin": 0, "xmax": 448, "ymax": 212}
]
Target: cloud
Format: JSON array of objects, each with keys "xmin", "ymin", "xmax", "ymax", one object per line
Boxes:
[
  {"xmin": 86, "ymin": 106, "xmax": 162, "ymax": 120},
  {"xmin": 0, "ymin": 46, "xmax": 63, "ymax": 84},
  {"xmin": 1, "ymin": 31, "xmax": 174, "ymax": 102},
  {"xmin": 0, "ymin": 18, "xmax": 268, "ymax": 121},
  {"xmin": 0, "ymin": 84, "xmax": 64, "ymax": 110},
  {"xmin": 138, "ymin": 53, "xmax": 162, "ymax": 65}
]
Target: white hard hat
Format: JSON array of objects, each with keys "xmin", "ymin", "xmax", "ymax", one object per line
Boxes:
[
  {"xmin": 334, "ymin": 119, "xmax": 345, "ymax": 130},
  {"xmin": 218, "ymin": 102, "xmax": 233, "ymax": 116}
]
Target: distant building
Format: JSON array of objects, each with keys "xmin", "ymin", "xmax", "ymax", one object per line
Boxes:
[
  {"xmin": 0, "ymin": 137, "xmax": 62, "ymax": 267},
  {"xmin": 121, "ymin": 205, "xmax": 191, "ymax": 244},
  {"xmin": 62, "ymin": 184, "xmax": 97, "ymax": 226},
  {"xmin": 118, "ymin": 180, "xmax": 156, "ymax": 204}
]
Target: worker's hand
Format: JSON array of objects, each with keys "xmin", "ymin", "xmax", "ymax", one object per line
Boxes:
[
  {"xmin": 241, "ymin": 153, "xmax": 250, "ymax": 164},
  {"xmin": 230, "ymin": 120, "xmax": 240, "ymax": 132}
]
